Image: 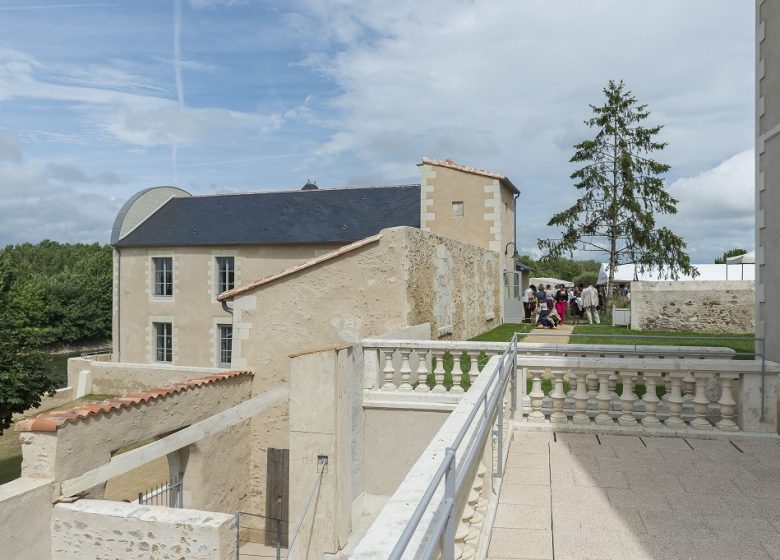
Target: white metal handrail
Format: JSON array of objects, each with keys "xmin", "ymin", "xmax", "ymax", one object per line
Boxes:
[{"xmin": 387, "ymin": 334, "xmax": 518, "ymax": 560}]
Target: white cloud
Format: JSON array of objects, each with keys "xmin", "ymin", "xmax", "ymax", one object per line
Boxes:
[{"xmin": 0, "ymin": 136, "xmax": 122, "ymax": 245}]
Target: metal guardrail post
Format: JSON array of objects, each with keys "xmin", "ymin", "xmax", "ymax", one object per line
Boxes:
[
  {"xmin": 443, "ymin": 448, "xmax": 456, "ymax": 560},
  {"xmin": 236, "ymin": 512, "xmax": 240, "ymax": 560},
  {"xmin": 495, "ymin": 384, "xmax": 504, "ymax": 479},
  {"xmin": 276, "ymin": 518, "xmax": 281, "ymax": 560},
  {"xmin": 760, "ymin": 337, "xmax": 766, "ymax": 423}
]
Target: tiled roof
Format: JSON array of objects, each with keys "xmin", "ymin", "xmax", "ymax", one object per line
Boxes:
[
  {"xmin": 419, "ymin": 157, "xmax": 520, "ymax": 194},
  {"xmin": 112, "ymin": 184, "xmax": 421, "ymax": 247},
  {"xmin": 14, "ymin": 370, "xmax": 253, "ymax": 433},
  {"xmin": 218, "ymin": 233, "xmax": 382, "ymax": 301}
]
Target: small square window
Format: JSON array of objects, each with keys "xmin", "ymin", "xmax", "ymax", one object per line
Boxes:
[
  {"xmin": 154, "ymin": 322, "xmax": 172, "ymax": 362},
  {"xmin": 153, "ymin": 257, "xmax": 173, "ymax": 297},
  {"xmin": 216, "ymin": 257, "xmax": 235, "ymax": 294},
  {"xmin": 452, "ymin": 201, "xmax": 464, "ymax": 218},
  {"xmin": 218, "ymin": 324, "xmax": 232, "ymax": 368}
]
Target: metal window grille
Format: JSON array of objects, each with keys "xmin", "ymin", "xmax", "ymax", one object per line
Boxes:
[
  {"xmin": 216, "ymin": 256, "xmax": 235, "ymax": 293},
  {"xmin": 154, "ymin": 322, "xmax": 172, "ymax": 362},
  {"xmin": 153, "ymin": 257, "xmax": 173, "ymax": 296},
  {"xmin": 219, "ymin": 324, "xmax": 232, "ymax": 367},
  {"xmin": 138, "ymin": 473, "xmax": 184, "ymax": 508}
]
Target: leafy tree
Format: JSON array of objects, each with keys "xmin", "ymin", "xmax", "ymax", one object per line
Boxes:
[
  {"xmin": 516, "ymin": 255, "xmax": 600, "ymax": 283},
  {"xmin": 0, "ymin": 340, "xmax": 55, "ymax": 433},
  {"xmin": 714, "ymin": 248, "xmax": 748, "ymax": 264},
  {"xmin": 538, "ymin": 80, "xmax": 696, "ymax": 296}
]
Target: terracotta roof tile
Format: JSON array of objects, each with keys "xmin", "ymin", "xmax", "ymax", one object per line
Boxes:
[{"xmin": 14, "ymin": 370, "xmax": 253, "ymax": 433}]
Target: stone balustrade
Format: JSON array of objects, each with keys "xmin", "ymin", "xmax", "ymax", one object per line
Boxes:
[
  {"xmin": 515, "ymin": 355, "xmax": 779, "ymax": 433},
  {"xmin": 361, "ymin": 338, "xmax": 736, "ymax": 394}
]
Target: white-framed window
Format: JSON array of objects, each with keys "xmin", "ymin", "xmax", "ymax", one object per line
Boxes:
[
  {"xmin": 218, "ymin": 324, "xmax": 232, "ymax": 368},
  {"xmin": 216, "ymin": 256, "xmax": 235, "ymax": 294},
  {"xmin": 452, "ymin": 201, "xmax": 464, "ymax": 218},
  {"xmin": 153, "ymin": 257, "xmax": 173, "ymax": 297},
  {"xmin": 154, "ymin": 322, "xmax": 173, "ymax": 362}
]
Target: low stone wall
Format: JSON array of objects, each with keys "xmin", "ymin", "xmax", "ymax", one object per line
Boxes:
[
  {"xmin": 0, "ymin": 478, "xmax": 52, "ymax": 560},
  {"xmin": 67, "ymin": 357, "xmax": 229, "ymax": 396},
  {"xmin": 52, "ymin": 500, "xmax": 235, "ymax": 559},
  {"xmin": 630, "ymin": 280, "xmax": 755, "ymax": 334}
]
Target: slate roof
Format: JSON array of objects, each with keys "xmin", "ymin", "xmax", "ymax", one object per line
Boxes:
[{"xmin": 113, "ymin": 184, "xmax": 421, "ymax": 247}]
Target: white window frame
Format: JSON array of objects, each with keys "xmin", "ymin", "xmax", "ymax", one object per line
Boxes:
[
  {"xmin": 154, "ymin": 322, "xmax": 173, "ymax": 363},
  {"xmin": 217, "ymin": 324, "xmax": 233, "ymax": 368},
  {"xmin": 216, "ymin": 256, "xmax": 235, "ymax": 294},
  {"xmin": 152, "ymin": 257, "xmax": 174, "ymax": 297}
]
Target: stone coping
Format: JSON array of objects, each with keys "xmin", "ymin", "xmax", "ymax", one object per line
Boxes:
[
  {"xmin": 14, "ymin": 370, "xmax": 253, "ymax": 433},
  {"xmin": 514, "ymin": 355, "xmax": 778, "ymax": 373}
]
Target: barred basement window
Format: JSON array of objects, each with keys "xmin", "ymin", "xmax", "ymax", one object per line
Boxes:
[
  {"xmin": 216, "ymin": 256, "xmax": 235, "ymax": 294},
  {"xmin": 153, "ymin": 257, "xmax": 173, "ymax": 297},
  {"xmin": 154, "ymin": 322, "xmax": 172, "ymax": 362},
  {"xmin": 218, "ymin": 325, "xmax": 232, "ymax": 368}
]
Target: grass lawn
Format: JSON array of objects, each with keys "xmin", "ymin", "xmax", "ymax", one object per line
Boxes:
[
  {"xmin": 571, "ymin": 324, "xmax": 756, "ymax": 359},
  {"xmin": 0, "ymin": 394, "xmax": 116, "ymax": 485},
  {"xmin": 470, "ymin": 322, "xmax": 534, "ymax": 342}
]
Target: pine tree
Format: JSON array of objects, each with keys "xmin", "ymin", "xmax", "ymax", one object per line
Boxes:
[{"xmin": 538, "ymin": 80, "xmax": 696, "ymax": 296}]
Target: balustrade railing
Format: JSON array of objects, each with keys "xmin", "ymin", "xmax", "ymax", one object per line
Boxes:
[
  {"xmin": 516, "ymin": 355, "xmax": 777, "ymax": 433},
  {"xmin": 362, "ymin": 339, "xmax": 736, "ymax": 394}
]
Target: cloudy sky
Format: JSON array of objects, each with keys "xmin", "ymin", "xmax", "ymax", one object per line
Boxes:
[{"xmin": 0, "ymin": 0, "xmax": 754, "ymax": 262}]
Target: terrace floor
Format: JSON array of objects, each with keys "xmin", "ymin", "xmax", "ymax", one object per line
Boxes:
[{"xmin": 487, "ymin": 429, "xmax": 780, "ymax": 560}]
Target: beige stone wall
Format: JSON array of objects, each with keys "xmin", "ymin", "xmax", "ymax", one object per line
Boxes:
[
  {"xmin": 22, "ymin": 375, "xmax": 253, "ymax": 514},
  {"xmin": 0, "ymin": 478, "xmax": 52, "ymax": 560},
  {"xmin": 51, "ymin": 500, "xmax": 235, "ymax": 559},
  {"xmin": 630, "ymin": 281, "xmax": 755, "ymax": 334},
  {"xmin": 758, "ymin": 1, "xmax": 780, "ymax": 362},
  {"xmin": 362, "ymin": 408, "xmax": 450, "ymax": 496},
  {"xmin": 113, "ymin": 243, "xmax": 340, "ymax": 366},
  {"xmin": 231, "ymin": 226, "xmax": 500, "ymax": 514},
  {"xmin": 67, "ymin": 357, "xmax": 228, "ymax": 396},
  {"xmin": 420, "ymin": 163, "xmax": 516, "ymax": 272}
]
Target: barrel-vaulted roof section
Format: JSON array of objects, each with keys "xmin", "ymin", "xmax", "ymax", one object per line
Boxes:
[{"xmin": 112, "ymin": 184, "xmax": 421, "ymax": 247}]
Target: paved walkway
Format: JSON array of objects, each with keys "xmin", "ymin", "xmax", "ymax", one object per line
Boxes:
[
  {"xmin": 521, "ymin": 324, "xmax": 573, "ymax": 344},
  {"xmin": 487, "ymin": 429, "xmax": 780, "ymax": 560}
]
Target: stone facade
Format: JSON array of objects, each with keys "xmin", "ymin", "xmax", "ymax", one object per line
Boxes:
[
  {"xmin": 758, "ymin": 0, "xmax": 780, "ymax": 362},
  {"xmin": 51, "ymin": 500, "xmax": 235, "ymax": 560},
  {"xmin": 630, "ymin": 280, "xmax": 755, "ymax": 334}
]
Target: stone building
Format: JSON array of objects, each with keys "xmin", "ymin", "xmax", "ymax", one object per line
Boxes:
[{"xmin": 110, "ymin": 157, "xmax": 520, "ymax": 368}]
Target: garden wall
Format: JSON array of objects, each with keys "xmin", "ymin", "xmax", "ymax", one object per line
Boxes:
[{"xmin": 630, "ymin": 280, "xmax": 755, "ymax": 334}]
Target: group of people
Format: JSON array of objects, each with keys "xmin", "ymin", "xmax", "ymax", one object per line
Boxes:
[{"xmin": 522, "ymin": 282, "xmax": 602, "ymax": 329}]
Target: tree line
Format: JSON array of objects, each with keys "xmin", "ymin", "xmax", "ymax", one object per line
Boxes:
[{"xmin": 0, "ymin": 241, "xmax": 112, "ymax": 432}]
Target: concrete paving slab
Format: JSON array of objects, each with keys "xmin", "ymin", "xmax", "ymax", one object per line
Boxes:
[
  {"xmin": 487, "ymin": 528, "xmax": 553, "ymax": 559},
  {"xmin": 506, "ymin": 452, "xmax": 549, "ymax": 469},
  {"xmin": 641, "ymin": 435, "xmax": 692, "ymax": 449},
  {"xmin": 497, "ymin": 483, "xmax": 550, "ymax": 506},
  {"xmin": 502, "ymin": 467, "xmax": 550, "ymax": 486},
  {"xmin": 494, "ymin": 503, "xmax": 551, "ymax": 530},
  {"xmin": 598, "ymin": 434, "xmax": 645, "ymax": 448}
]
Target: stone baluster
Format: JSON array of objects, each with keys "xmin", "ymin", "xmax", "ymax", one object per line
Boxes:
[
  {"xmin": 665, "ymin": 372, "xmax": 686, "ymax": 429},
  {"xmin": 609, "ymin": 371, "xmax": 619, "ymax": 398},
  {"xmin": 716, "ymin": 372, "xmax": 739, "ymax": 431},
  {"xmin": 468, "ymin": 351, "xmax": 479, "ymax": 381},
  {"xmin": 682, "ymin": 372, "xmax": 696, "ymax": 403},
  {"xmin": 397, "ymin": 349, "xmax": 413, "ymax": 391},
  {"xmin": 567, "ymin": 369, "xmax": 578, "ymax": 399},
  {"xmin": 641, "ymin": 372, "xmax": 662, "ymax": 427},
  {"xmin": 596, "ymin": 370, "xmax": 614, "ymax": 425},
  {"xmin": 573, "ymin": 369, "xmax": 591, "ymax": 424},
  {"xmin": 528, "ymin": 368, "xmax": 546, "ymax": 423},
  {"xmin": 431, "ymin": 350, "xmax": 447, "ymax": 393},
  {"xmin": 381, "ymin": 349, "xmax": 397, "ymax": 391},
  {"xmin": 451, "ymin": 352, "xmax": 464, "ymax": 393},
  {"xmin": 691, "ymin": 372, "xmax": 713, "ymax": 430},
  {"xmin": 618, "ymin": 371, "xmax": 638, "ymax": 427},
  {"xmin": 586, "ymin": 372, "xmax": 599, "ymax": 409},
  {"xmin": 414, "ymin": 349, "xmax": 430, "ymax": 392},
  {"xmin": 663, "ymin": 374, "xmax": 672, "ymax": 401},
  {"xmin": 550, "ymin": 369, "xmax": 567, "ymax": 424}
]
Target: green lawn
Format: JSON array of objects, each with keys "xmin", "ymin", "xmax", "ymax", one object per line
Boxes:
[
  {"xmin": 0, "ymin": 394, "xmax": 116, "ymax": 484},
  {"xmin": 470, "ymin": 323, "xmax": 534, "ymax": 342},
  {"xmin": 570, "ymin": 325, "xmax": 756, "ymax": 359}
]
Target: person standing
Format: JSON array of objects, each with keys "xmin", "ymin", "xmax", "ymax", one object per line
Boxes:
[
  {"xmin": 555, "ymin": 286, "xmax": 568, "ymax": 324},
  {"xmin": 581, "ymin": 283, "xmax": 600, "ymax": 324},
  {"xmin": 523, "ymin": 284, "xmax": 536, "ymax": 320}
]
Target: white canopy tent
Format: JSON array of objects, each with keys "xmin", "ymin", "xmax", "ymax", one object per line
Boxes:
[
  {"xmin": 529, "ymin": 277, "xmax": 574, "ymax": 288},
  {"xmin": 597, "ymin": 263, "xmax": 755, "ymax": 285}
]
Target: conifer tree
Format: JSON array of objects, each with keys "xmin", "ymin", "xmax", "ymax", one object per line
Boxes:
[{"xmin": 539, "ymin": 80, "xmax": 696, "ymax": 295}]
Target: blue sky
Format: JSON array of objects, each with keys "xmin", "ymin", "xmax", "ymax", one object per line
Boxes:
[{"xmin": 0, "ymin": 0, "xmax": 755, "ymax": 261}]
